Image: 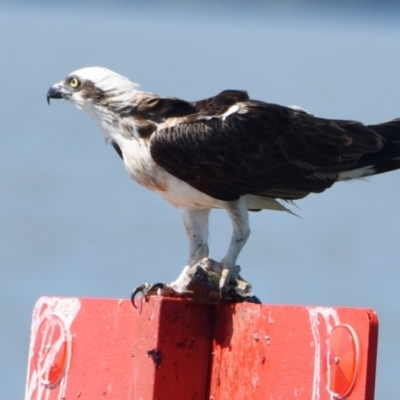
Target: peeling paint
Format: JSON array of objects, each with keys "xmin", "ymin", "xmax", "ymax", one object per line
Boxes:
[
  {"xmin": 25, "ymin": 297, "xmax": 81, "ymax": 400},
  {"xmin": 307, "ymin": 307, "xmax": 339, "ymax": 400}
]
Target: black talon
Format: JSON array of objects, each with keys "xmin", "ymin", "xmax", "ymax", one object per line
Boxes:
[
  {"xmin": 131, "ymin": 283, "xmax": 148, "ymax": 308},
  {"xmin": 131, "ymin": 282, "xmax": 166, "ymax": 308},
  {"xmin": 130, "ymin": 262, "xmax": 260, "ymax": 306},
  {"xmin": 152, "ymin": 282, "xmax": 166, "ymax": 290}
]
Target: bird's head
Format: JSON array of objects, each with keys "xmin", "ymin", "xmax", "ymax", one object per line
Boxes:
[{"xmin": 47, "ymin": 67, "xmax": 140, "ymax": 112}]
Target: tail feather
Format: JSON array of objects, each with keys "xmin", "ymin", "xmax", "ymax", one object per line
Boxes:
[{"xmin": 338, "ymin": 118, "xmax": 400, "ymax": 181}]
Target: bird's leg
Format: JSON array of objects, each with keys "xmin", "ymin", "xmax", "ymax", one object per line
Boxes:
[
  {"xmin": 183, "ymin": 207, "xmax": 210, "ymax": 265},
  {"xmin": 219, "ymin": 197, "xmax": 251, "ymax": 291},
  {"xmin": 169, "ymin": 207, "xmax": 210, "ymax": 290},
  {"xmin": 168, "ymin": 203, "xmax": 258, "ymax": 304},
  {"xmin": 131, "ymin": 207, "xmax": 210, "ymax": 307},
  {"xmin": 131, "ymin": 202, "xmax": 259, "ymax": 306},
  {"xmin": 177, "ymin": 199, "xmax": 259, "ymax": 303}
]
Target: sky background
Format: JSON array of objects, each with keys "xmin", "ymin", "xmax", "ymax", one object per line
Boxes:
[{"xmin": 1, "ymin": 1, "xmax": 400, "ymax": 398}]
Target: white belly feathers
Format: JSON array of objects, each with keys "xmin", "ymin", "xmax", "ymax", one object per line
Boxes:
[
  {"xmin": 110, "ymin": 132, "xmax": 290, "ymax": 213},
  {"xmin": 115, "ymin": 134, "xmax": 227, "ymax": 209}
]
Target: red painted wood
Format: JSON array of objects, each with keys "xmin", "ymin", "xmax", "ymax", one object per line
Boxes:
[
  {"xmin": 25, "ymin": 297, "xmax": 212, "ymax": 400},
  {"xmin": 25, "ymin": 297, "xmax": 378, "ymax": 400},
  {"xmin": 209, "ymin": 304, "xmax": 378, "ymax": 400}
]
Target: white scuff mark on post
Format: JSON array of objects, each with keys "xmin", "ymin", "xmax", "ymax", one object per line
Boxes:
[
  {"xmin": 251, "ymin": 375, "xmax": 259, "ymax": 388},
  {"xmin": 294, "ymin": 386, "xmax": 303, "ymax": 397},
  {"xmin": 268, "ymin": 310, "xmax": 274, "ymax": 324},
  {"xmin": 25, "ymin": 297, "xmax": 81, "ymax": 400},
  {"xmin": 307, "ymin": 307, "xmax": 340, "ymax": 400}
]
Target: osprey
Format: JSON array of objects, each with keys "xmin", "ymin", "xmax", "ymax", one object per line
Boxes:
[{"xmin": 47, "ymin": 67, "xmax": 400, "ymax": 304}]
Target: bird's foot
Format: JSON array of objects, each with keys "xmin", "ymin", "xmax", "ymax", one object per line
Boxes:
[
  {"xmin": 131, "ymin": 258, "xmax": 260, "ymax": 307},
  {"xmin": 195, "ymin": 258, "xmax": 261, "ymax": 303},
  {"xmin": 131, "ymin": 282, "xmax": 185, "ymax": 308}
]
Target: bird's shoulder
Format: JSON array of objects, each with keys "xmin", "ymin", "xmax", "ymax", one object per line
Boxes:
[
  {"xmin": 190, "ymin": 89, "xmax": 250, "ymax": 118},
  {"xmin": 131, "ymin": 89, "xmax": 251, "ymax": 123}
]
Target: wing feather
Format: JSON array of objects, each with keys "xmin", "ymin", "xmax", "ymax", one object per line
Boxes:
[{"xmin": 149, "ymin": 99, "xmax": 383, "ymax": 201}]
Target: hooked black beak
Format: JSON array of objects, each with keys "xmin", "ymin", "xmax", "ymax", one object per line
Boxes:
[{"xmin": 46, "ymin": 84, "xmax": 69, "ymax": 105}]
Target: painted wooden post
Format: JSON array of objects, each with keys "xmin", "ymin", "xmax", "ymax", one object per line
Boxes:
[{"xmin": 25, "ymin": 296, "xmax": 378, "ymax": 400}]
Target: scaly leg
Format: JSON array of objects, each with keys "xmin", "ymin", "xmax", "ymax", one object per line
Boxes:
[
  {"xmin": 170, "ymin": 207, "xmax": 210, "ymax": 289},
  {"xmin": 131, "ymin": 207, "xmax": 210, "ymax": 306},
  {"xmin": 219, "ymin": 197, "xmax": 250, "ymax": 290},
  {"xmin": 131, "ymin": 200, "xmax": 259, "ymax": 306}
]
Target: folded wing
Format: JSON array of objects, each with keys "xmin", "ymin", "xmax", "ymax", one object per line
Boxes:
[{"xmin": 150, "ymin": 93, "xmax": 384, "ymax": 201}]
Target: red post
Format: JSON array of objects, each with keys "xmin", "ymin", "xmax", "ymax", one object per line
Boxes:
[{"xmin": 25, "ymin": 297, "xmax": 378, "ymax": 400}]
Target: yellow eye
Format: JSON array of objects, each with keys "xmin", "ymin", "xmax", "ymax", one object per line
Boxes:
[{"xmin": 69, "ymin": 77, "xmax": 81, "ymax": 89}]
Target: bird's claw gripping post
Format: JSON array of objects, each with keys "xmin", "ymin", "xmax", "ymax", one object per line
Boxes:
[
  {"xmin": 131, "ymin": 282, "xmax": 166, "ymax": 308},
  {"xmin": 130, "ymin": 260, "xmax": 262, "ymax": 307}
]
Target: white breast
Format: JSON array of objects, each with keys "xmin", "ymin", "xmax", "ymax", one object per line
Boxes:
[
  {"xmin": 86, "ymin": 104, "xmax": 228, "ymax": 209},
  {"xmin": 113, "ymin": 134, "xmax": 227, "ymax": 209}
]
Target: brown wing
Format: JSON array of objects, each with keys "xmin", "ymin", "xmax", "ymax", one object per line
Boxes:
[
  {"xmin": 114, "ymin": 90, "xmax": 249, "ymax": 138},
  {"xmin": 149, "ymin": 98, "xmax": 383, "ymax": 201},
  {"xmin": 191, "ymin": 90, "xmax": 249, "ymax": 117},
  {"xmin": 115, "ymin": 94, "xmax": 197, "ymax": 138}
]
